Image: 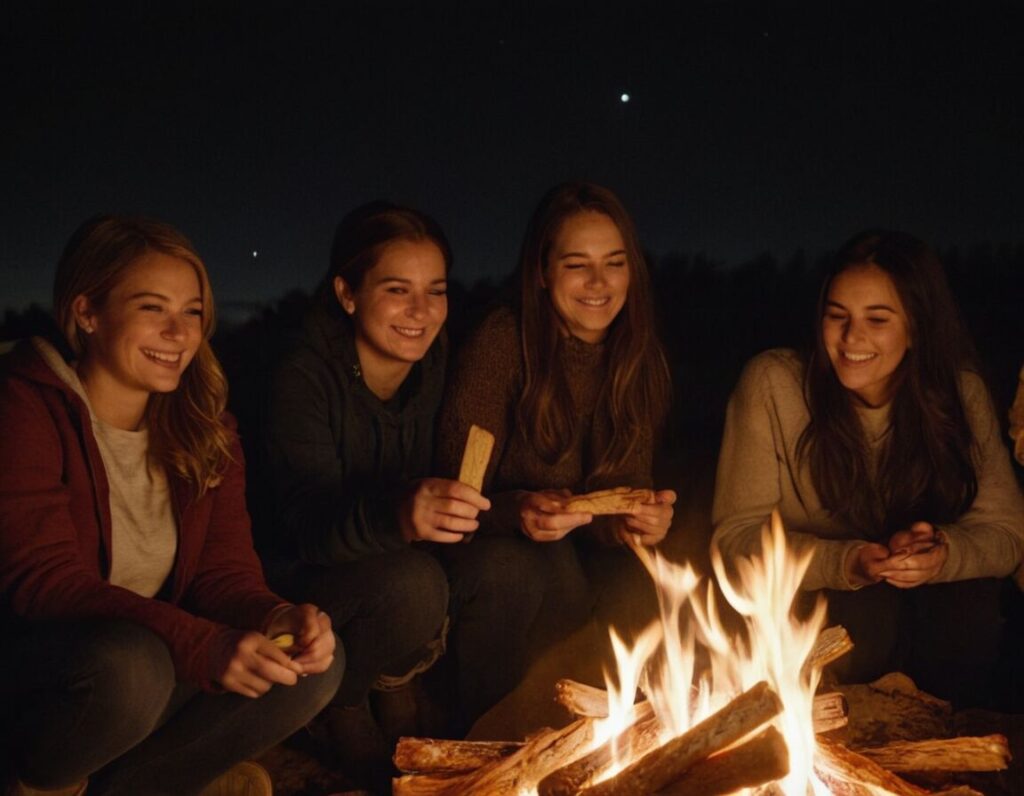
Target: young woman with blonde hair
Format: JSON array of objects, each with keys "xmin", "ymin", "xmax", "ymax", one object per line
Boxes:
[{"xmin": 0, "ymin": 215, "xmax": 341, "ymax": 795}]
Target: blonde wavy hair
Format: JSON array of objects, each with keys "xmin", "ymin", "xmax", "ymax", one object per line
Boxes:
[{"xmin": 53, "ymin": 215, "xmax": 232, "ymax": 496}]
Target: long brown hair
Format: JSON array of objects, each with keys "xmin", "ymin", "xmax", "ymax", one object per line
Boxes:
[
  {"xmin": 53, "ymin": 215, "xmax": 232, "ymax": 496},
  {"xmin": 798, "ymin": 230, "xmax": 979, "ymax": 537},
  {"xmin": 515, "ymin": 182, "xmax": 671, "ymax": 483}
]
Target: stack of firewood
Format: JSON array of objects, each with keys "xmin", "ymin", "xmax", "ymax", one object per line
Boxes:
[{"xmin": 392, "ymin": 626, "xmax": 1010, "ymax": 795}]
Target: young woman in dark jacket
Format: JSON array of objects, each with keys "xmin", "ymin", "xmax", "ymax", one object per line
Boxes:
[{"xmin": 264, "ymin": 203, "xmax": 497, "ymax": 779}]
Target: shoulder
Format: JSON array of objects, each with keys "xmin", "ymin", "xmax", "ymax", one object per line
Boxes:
[
  {"xmin": 457, "ymin": 305, "xmax": 522, "ymax": 367},
  {"xmin": 735, "ymin": 348, "xmax": 805, "ymax": 397}
]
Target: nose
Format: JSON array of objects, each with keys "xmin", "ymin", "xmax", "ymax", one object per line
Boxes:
[
  {"xmin": 162, "ymin": 313, "xmax": 187, "ymax": 340},
  {"xmin": 841, "ymin": 318, "xmax": 863, "ymax": 343},
  {"xmin": 585, "ymin": 265, "xmax": 607, "ymax": 288},
  {"xmin": 406, "ymin": 292, "xmax": 427, "ymax": 319}
]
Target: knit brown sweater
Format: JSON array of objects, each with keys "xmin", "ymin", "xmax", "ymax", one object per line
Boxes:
[
  {"xmin": 712, "ymin": 349, "xmax": 1024, "ymax": 591},
  {"xmin": 436, "ymin": 306, "xmax": 653, "ymax": 535}
]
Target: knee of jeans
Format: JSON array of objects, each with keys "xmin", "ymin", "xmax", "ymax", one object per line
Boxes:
[
  {"xmin": 386, "ymin": 551, "xmax": 449, "ymax": 630},
  {"xmin": 76, "ymin": 621, "xmax": 175, "ymax": 735}
]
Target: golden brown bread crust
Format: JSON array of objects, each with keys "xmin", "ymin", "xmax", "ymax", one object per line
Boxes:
[
  {"xmin": 564, "ymin": 487, "xmax": 654, "ymax": 515},
  {"xmin": 457, "ymin": 424, "xmax": 495, "ymax": 492}
]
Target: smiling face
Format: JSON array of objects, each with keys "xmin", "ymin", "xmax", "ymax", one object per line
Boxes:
[
  {"xmin": 73, "ymin": 251, "xmax": 204, "ymax": 426},
  {"xmin": 543, "ymin": 211, "xmax": 629, "ymax": 343},
  {"xmin": 822, "ymin": 263, "xmax": 911, "ymax": 406},
  {"xmin": 335, "ymin": 238, "xmax": 447, "ymax": 391}
]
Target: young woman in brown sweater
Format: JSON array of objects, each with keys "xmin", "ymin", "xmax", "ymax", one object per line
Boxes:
[
  {"xmin": 712, "ymin": 230, "xmax": 1024, "ymax": 707},
  {"xmin": 436, "ymin": 182, "xmax": 676, "ymax": 727}
]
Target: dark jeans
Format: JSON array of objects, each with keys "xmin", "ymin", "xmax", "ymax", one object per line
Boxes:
[
  {"xmin": 437, "ymin": 534, "xmax": 658, "ymax": 729},
  {"xmin": 824, "ymin": 577, "xmax": 1004, "ymax": 708},
  {"xmin": 276, "ymin": 547, "xmax": 449, "ymax": 706},
  {"xmin": 0, "ymin": 619, "xmax": 342, "ymax": 795}
]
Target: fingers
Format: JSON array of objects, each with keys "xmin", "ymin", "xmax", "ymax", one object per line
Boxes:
[
  {"xmin": 424, "ymin": 478, "xmax": 491, "ymax": 511},
  {"xmin": 218, "ymin": 633, "xmax": 303, "ymax": 697},
  {"xmin": 877, "ymin": 543, "xmax": 947, "ymax": 588}
]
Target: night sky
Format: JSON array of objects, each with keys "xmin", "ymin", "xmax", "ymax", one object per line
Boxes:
[{"xmin": 3, "ymin": 2, "xmax": 1022, "ymax": 315}]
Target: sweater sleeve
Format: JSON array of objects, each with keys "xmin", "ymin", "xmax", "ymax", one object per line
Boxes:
[
  {"xmin": 1009, "ymin": 363, "xmax": 1024, "ymax": 466},
  {"xmin": 436, "ymin": 308, "xmax": 523, "ymax": 535},
  {"xmin": 934, "ymin": 373, "xmax": 1024, "ymax": 582},
  {"xmin": 266, "ymin": 353, "xmax": 406, "ymax": 565},
  {"xmin": 711, "ymin": 352, "xmax": 864, "ymax": 591}
]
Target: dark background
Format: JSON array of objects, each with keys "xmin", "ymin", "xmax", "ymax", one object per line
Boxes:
[{"xmin": 3, "ymin": 2, "xmax": 1022, "ymax": 483}]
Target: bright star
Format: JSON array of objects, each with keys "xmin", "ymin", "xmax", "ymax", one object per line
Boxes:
[{"xmin": 620, "ymin": 93, "xmax": 630, "ymax": 103}]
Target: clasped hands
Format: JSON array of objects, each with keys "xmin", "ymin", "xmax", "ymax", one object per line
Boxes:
[
  {"xmin": 846, "ymin": 521, "xmax": 948, "ymax": 589},
  {"xmin": 518, "ymin": 488, "xmax": 677, "ymax": 546},
  {"xmin": 209, "ymin": 603, "xmax": 336, "ymax": 698}
]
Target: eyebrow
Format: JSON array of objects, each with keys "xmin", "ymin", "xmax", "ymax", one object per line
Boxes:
[
  {"xmin": 825, "ymin": 299, "xmax": 898, "ymax": 312},
  {"xmin": 128, "ymin": 291, "xmax": 203, "ymax": 303},
  {"xmin": 373, "ymin": 276, "xmax": 448, "ymax": 284},
  {"xmin": 557, "ymin": 248, "xmax": 627, "ymax": 260}
]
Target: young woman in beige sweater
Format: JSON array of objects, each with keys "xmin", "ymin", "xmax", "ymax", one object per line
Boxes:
[{"xmin": 713, "ymin": 230, "xmax": 1024, "ymax": 707}]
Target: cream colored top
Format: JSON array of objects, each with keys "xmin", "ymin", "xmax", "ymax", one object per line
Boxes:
[
  {"xmin": 712, "ymin": 348, "xmax": 1024, "ymax": 591},
  {"xmin": 34, "ymin": 338, "xmax": 177, "ymax": 597}
]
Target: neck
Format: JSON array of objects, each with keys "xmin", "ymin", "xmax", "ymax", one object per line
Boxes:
[
  {"xmin": 353, "ymin": 341, "xmax": 413, "ymax": 401},
  {"xmin": 76, "ymin": 361, "xmax": 149, "ymax": 430}
]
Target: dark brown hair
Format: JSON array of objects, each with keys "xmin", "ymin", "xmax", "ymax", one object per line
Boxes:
[
  {"xmin": 798, "ymin": 229, "xmax": 979, "ymax": 537},
  {"xmin": 319, "ymin": 201, "xmax": 451, "ymax": 302},
  {"xmin": 515, "ymin": 182, "xmax": 671, "ymax": 483},
  {"xmin": 53, "ymin": 215, "xmax": 231, "ymax": 495}
]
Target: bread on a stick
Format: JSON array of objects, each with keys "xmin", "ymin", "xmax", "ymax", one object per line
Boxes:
[
  {"xmin": 564, "ymin": 487, "xmax": 654, "ymax": 515},
  {"xmin": 457, "ymin": 425, "xmax": 494, "ymax": 492}
]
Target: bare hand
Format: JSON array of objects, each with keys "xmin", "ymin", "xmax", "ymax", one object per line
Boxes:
[
  {"xmin": 879, "ymin": 521, "xmax": 948, "ymax": 588},
  {"xmin": 399, "ymin": 478, "xmax": 491, "ymax": 544},
  {"xmin": 265, "ymin": 603, "xmax": 336, "ymax": 674},
  {"xmin": 519, "ymin": 489, "xmax": 592, "ymax": 543},
  {"xmin": 207, "ymin": 628, "xmax": 304, "ymax": 698},
  {"xmin": 844, "ymin": 542, "xmax": 892, "ymax": 587},
  {"xmin": 618, "ymin": 489, "xmax": 676, "ymax": 547}
]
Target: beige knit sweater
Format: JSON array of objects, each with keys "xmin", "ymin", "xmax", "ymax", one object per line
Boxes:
[{"xmin": 712, "ymin": 349, "xmax": 1024, "ymax": 591}]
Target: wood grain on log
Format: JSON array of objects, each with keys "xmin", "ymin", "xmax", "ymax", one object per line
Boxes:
[
  {"xmin": 393, "ymin": 737, "xmax": 524, "ymax": 774},
  {"xmin": 815, "ymin": 736, "xmax": 929, "ymax": 796},
  {"xmin": 856, "ymin": 734, "xmax": 1010, "ymax": 773},
  {"xmin": 538, "ymin": 710, "xmax": 661, "ymax": 796},
  {"xmin": 655, "ymin": 725, "xmax": 789, "ymax": 795},
  {"xmin": 581, "ymin": 681, "xmax": 782, "ymax": 796},
  {"xmin": 813, "ymin": 691, "xmax": 849, "ymax": 733},
  {"xmin": 805, "ymin": 625, "xmax": 853, "ymax": 672}
]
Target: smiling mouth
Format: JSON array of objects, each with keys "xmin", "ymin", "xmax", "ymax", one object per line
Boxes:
[
  {"xmin": 142, "ymin": 348, "xmax": 182, "ymax": 365},
  {"xmin": 393, "ymin": 326, "xmax": 425, "ymax": 338},
  {"xmin": 576, "ymin": 296, "xmax": 611, "ymax": 307},
  {"xmin": 841, "ymin": 352, "xmax": 877, "ymax": 363}
]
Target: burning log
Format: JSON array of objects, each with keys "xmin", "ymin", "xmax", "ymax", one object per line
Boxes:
[
  {"xmin": 393, "ymin": 716, "xmax": 599, "ymax": 795},
  {"xmin": 655, "ymin": 725, "xmax": 789, "ymax": 795},
  {"xmin": 555, "ymin": 677, "xmax": 847, "ymax": 734},
  {"xmin": 856, "ymin": 734, "xmax": 1010, "ymax": 773},
  {"xmin": 537, "ymin": 709, "xmax": 661, "ymax": 796},
  {"xmin": 815, "ymin": 736, "xmax": 931, "ymax": 796},
  {"xmin": 580, "ymin": 680, "xmax": 782, "ymax": 796},
  {"xmin": 812, "ymin": 691, "xmax": 849, "ymax": 733},
  {"xmin": 555, "ymin": 678, "xmax": 615, "ymax": 718},
  {"xmin": 392, "ymin": 772, "xmax": 464, "ymax": 796},
  {"xmin": 805, "ymin": 624, "xmax": 853, "ymax": 672},
  {"xmin": 393, "ymin": 737, "xmax": 524, "ymax": 774}
]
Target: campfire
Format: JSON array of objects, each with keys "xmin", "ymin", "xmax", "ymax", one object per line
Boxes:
[{"xmin": 394, "ymin": 512, "xmax": 1010, "ymax": 795}]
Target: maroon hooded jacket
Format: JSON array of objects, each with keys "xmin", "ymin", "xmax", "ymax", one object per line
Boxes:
[{"xmin": 0, "ymin": 340, "xmax": 285, "ymax": 690}]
